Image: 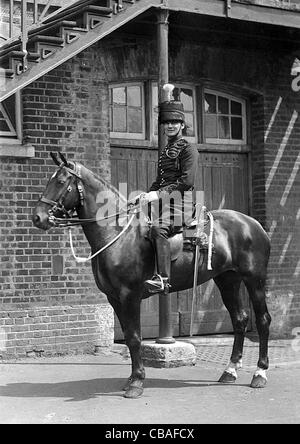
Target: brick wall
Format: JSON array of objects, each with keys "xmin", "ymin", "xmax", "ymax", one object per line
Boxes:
[
  {"xmin": 0, "ymin": 304, "xmax": 114, "ymax": 359},
  {"xmin": 262, "ymin": 56, "xmax": 300, "ymax": 335},
  {"xmin": 0, "ymin": 46, "xmax": 114, "ymax": 358}
]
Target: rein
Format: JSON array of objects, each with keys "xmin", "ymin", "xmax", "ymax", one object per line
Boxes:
[
  {"xmin": 49, "ymin": 204, "xmax": 137, "ymax": 227},
  {"xmin": 68, "ymin": 212, "xmax": 137, "ymax": 263}
]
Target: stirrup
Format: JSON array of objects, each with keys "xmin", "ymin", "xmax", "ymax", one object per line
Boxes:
[{"xmin": 144, "ymin": 274, "xmax": 170, "ymax": 294}]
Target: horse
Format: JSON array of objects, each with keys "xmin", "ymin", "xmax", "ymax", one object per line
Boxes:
[{"xmin": 32, "ymin": 152, "xmax": 272, "ymax": 399}]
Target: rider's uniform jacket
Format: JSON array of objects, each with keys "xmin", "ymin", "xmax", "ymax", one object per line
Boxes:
[{"xmin": 149, "ymin": 138, "xmax": 199, "ymax": 197}]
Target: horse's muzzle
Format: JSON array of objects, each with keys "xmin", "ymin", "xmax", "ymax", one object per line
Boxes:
[{"xmin": 32, "ymin": 207, "xmax": 52, "ymax": 231}]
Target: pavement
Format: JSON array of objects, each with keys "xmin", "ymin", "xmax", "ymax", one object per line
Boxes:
[{"xmin": 0, "ymin": 334, "xmax": 299, "ymax": 425}]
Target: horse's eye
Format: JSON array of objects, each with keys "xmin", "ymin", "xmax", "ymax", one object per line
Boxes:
[{"xmin": 58, "ymin": 179, "xmax": 66, "ymax": 184}]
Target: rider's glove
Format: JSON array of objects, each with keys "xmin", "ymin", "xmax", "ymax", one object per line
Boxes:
[{"xmin": 139, "ymin": 191, "xmax": 159, "ymax": 206}]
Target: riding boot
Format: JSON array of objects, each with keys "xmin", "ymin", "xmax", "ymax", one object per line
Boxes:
[{"xmin": 145, "ymin": 237, "xmax": 171, "ymax": 294}]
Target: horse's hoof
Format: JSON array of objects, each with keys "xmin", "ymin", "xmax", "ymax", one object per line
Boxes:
[
  {"xmin": 123, "ymin": 386, "xmax": 144, "ymax": 399},
  {"xmin": 218, "ymin": 371, "xmax": 237, "ymax": 384},
  {"xmin": 250, "ymin": 375, "xmax": 267, "ymax": 389},
  {"xmin": 123, "ymin": 380, "xmax": 144, "ymax": 399}
]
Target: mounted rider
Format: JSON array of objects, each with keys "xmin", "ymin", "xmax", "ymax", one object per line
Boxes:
[{"xmin": 139, "ymin": 85, "xmax": 199, "ymax": 294}]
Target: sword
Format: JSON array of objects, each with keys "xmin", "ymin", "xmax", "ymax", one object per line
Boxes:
[{"xmin": 189, "ymin": 205, "xmax": 206, "ymax": 337}]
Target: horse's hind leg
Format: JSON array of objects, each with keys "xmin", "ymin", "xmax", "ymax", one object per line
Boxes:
[
  {"xmin": 244, "ymin": 277, "xmax": 271, "ymax": 388},
  {"xmin": 214, "ymin": 271, "xmax": 249, "ymax": 384}
]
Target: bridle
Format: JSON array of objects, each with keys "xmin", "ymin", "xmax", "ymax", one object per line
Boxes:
[
  {"xmin": 39, "ymin": 162, "xmax": 85, "ymax": 227},
  {"xmin": 39, "ymin": 161, "xmax": 139, "ymax": 228}
]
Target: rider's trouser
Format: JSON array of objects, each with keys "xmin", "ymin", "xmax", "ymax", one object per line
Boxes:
[
  {"xmin": 144, "ymin": 195, "xmax": 188, "ymax": 292},
  {"xmin": 144, "ymin": 222, "xmax": 172, "ymax": 293},
  {"xmin": 151, "ymin": 227, "xmax": 171, "ymax": 278}
]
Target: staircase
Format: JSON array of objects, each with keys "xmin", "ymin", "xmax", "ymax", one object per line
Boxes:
[{"xmin": 0, "ymin": 0, "xmax": 160, "ymax": 101}]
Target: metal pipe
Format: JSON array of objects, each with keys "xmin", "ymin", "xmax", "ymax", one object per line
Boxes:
[
  {"xmin": 21, "ymin": 0, "xmax": 28, "ymax": 70},
  {"xmin": 156, "ymin": 8, "xmax": 175, "ymax": 345},
  {"xmin": 34, "ymin": 0, "xmax": 38, "ymax": 24},
  {"xmin": 9, "ymin": 0, "xmax": 13, "ymax": 38}
]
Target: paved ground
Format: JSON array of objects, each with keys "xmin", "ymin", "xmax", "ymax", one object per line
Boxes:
[{"xmin": 0, "ymin": 335, "xmax": 299, "ymax": 425}]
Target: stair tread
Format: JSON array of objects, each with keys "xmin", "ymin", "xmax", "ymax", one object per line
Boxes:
[
  {"xmin": 10, "ymin": 51, "xmax": 27, "ymax": 57},
  {"xmin": 61, "ymin": 27, "xmax": 89, "ymax": 32},
  {"xmin": 0, "ymin": 68, "xmax": 14, "ymax": 77},
  {"xmin": 31, "ymin": 35, "xmax": 65, "ymax": 44},
  {"xmin": 84, "ymin": 5, "xmax": 113, "ymax": 13}
]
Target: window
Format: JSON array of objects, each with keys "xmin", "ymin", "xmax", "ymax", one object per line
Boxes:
[
  {"xmin": 204, "ymin": 90, "xmax": 246, "ymax": 144},
  {"xmin": 0, "ymin": 91, "xmax": 35, "ymax": 157},
  {"xmin": 0, "ymin": 92, "xmax": 22, "ymax": 141},
  {"xmin": 109, "ymin": 83, "xmax": 247, "ymax": 148},
  {"xmin": 152, "ymin": 83, "xmax": 196, "ymax": 142},
  {"xmin": 109, "ymin": 83, "xmax": 145, "ymax": 139}
]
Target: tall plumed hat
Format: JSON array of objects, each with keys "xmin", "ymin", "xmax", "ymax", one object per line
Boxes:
[{"xmin": 159, "ymin": 84, "xmax": 185, "ymax": 124}]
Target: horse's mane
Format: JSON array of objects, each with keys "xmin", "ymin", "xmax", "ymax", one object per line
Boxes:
[{"xmin": 75, "ymin": 161, "xmax": 128, "ymax": 204}]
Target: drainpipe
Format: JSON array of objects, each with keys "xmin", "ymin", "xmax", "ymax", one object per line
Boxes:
[
  {"xmin": 21, "ymin": 0, "xmax": 28, "ymax": 71},
  {"xmin": 156, "ymin": 7, "xmax": 175, "ymax": 345}
]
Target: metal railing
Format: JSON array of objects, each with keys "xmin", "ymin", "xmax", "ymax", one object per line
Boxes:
[
  {"xmin": 1, "ymin": 0, "xmax": 78, "ymax": 41},
  {"xmin": 232, "ymin": 0, "xmax": 300, "ymax": 8}
]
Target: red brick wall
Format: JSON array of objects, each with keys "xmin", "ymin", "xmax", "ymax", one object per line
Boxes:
[{"xmin": 0, "ymin": 47, "xmax": 113, "ymax": 358}]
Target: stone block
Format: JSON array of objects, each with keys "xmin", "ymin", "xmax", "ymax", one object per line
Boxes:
[{"xmin": 142, "ymin": 341, "xmax": 197, "ymax": 368}]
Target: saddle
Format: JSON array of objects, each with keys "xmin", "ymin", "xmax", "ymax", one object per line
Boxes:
[{"xmin": 147, "ymin": 206, "xmax": 214, "ymax": 262}]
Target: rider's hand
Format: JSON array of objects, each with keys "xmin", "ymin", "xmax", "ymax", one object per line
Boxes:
[{"xmin": 139, "ymin": 191, "xmax": 159, "ymax": 206}]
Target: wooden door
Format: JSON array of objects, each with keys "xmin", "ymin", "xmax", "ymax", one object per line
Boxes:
[
  {"xmin": 111, "ymin": 146, "xmax": 180, "ymax": 340},
  {"xmin": 111, "ymin": 146, "xmax": 251, "ymax": 340},
  {"xmin": 179, "ymin": 152, "xmax": 252, "ymax": 336}
]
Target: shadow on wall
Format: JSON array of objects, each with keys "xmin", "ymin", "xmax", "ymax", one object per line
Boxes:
[{"xmin": 264, "ymin": 77, "xmax": 300, "ymax": 337}]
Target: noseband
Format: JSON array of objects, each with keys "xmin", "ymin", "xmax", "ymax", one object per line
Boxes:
[{"xmin": 39, "ymin": 162, "xmax": 84, "ymax": 226}]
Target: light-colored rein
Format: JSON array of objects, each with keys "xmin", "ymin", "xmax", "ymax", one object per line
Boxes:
[{"xmin": 68, "ymin": 211, "xmax": 137, "ymax": 263}]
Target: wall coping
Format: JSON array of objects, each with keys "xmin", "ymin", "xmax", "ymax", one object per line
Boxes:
[{"xmin": 0, "ymin": 142, "xmax": 35, "ymax": 158}]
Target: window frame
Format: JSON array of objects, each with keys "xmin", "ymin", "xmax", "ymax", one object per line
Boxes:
[
  {"xmin": 109, "ymin": 82, "xmax": 146, "ymax": 140},
  {"xmin": 0, "ymin": 90, "xmax": 35, "ymax": 158},
  {"xmin": 0, "ymin": 90, "xmax": 22, "ymax": 143},
  {"xmin": 203, "ymin": 88, "xmax": 247, "ymax": 145}
]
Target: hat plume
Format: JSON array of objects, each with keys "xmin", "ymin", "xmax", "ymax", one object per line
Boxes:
[{"xmin": 163, "ymin": 83, "xmax": 175, "ymax": 101}]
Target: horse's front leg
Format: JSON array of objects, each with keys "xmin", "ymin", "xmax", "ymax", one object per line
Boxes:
[{"xmin": 121, "ymin": 290, "xmax": 145, "ymax": 399}]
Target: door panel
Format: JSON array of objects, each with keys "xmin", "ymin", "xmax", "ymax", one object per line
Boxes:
[
  {"xmin": 179, "ymin": 152, "xmax": 251, "ymax": 336},
  {"xmin": 111, "ymin": 146, "xmax": 251, "ymax": 340}
]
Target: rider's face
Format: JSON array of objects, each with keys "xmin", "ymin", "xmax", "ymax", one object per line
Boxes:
[{"xmin": 164, "ymin": 121, "xmax": 185, "ymax": 138}]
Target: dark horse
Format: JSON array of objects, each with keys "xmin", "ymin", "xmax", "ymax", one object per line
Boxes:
[{"xmin": 32, "ymin": 152, "xmax": 271, "ymax": 398}]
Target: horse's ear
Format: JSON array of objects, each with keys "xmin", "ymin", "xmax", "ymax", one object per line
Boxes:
[
  {"xmin": 50, "ymin": 152, "xmax": 61, "ymax": 166},
  {"xmin": 58, "ymin": 152, "xmax": 69, "ymax": 166}
]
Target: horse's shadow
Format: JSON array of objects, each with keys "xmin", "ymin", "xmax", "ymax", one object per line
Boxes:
[{"xmin": 0, "ymin": 377, "xmax": 250, "ymax": 402}]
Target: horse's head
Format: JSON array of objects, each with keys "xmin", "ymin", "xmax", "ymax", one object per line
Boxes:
[{"xmin": 32, "ymin": 152, "xmax": 83, "ymax": 230}]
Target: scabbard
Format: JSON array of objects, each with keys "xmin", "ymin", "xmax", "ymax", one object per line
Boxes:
[{"xmin": 189, "ymin": 205, "xmax": 206, "ymax": 337}]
